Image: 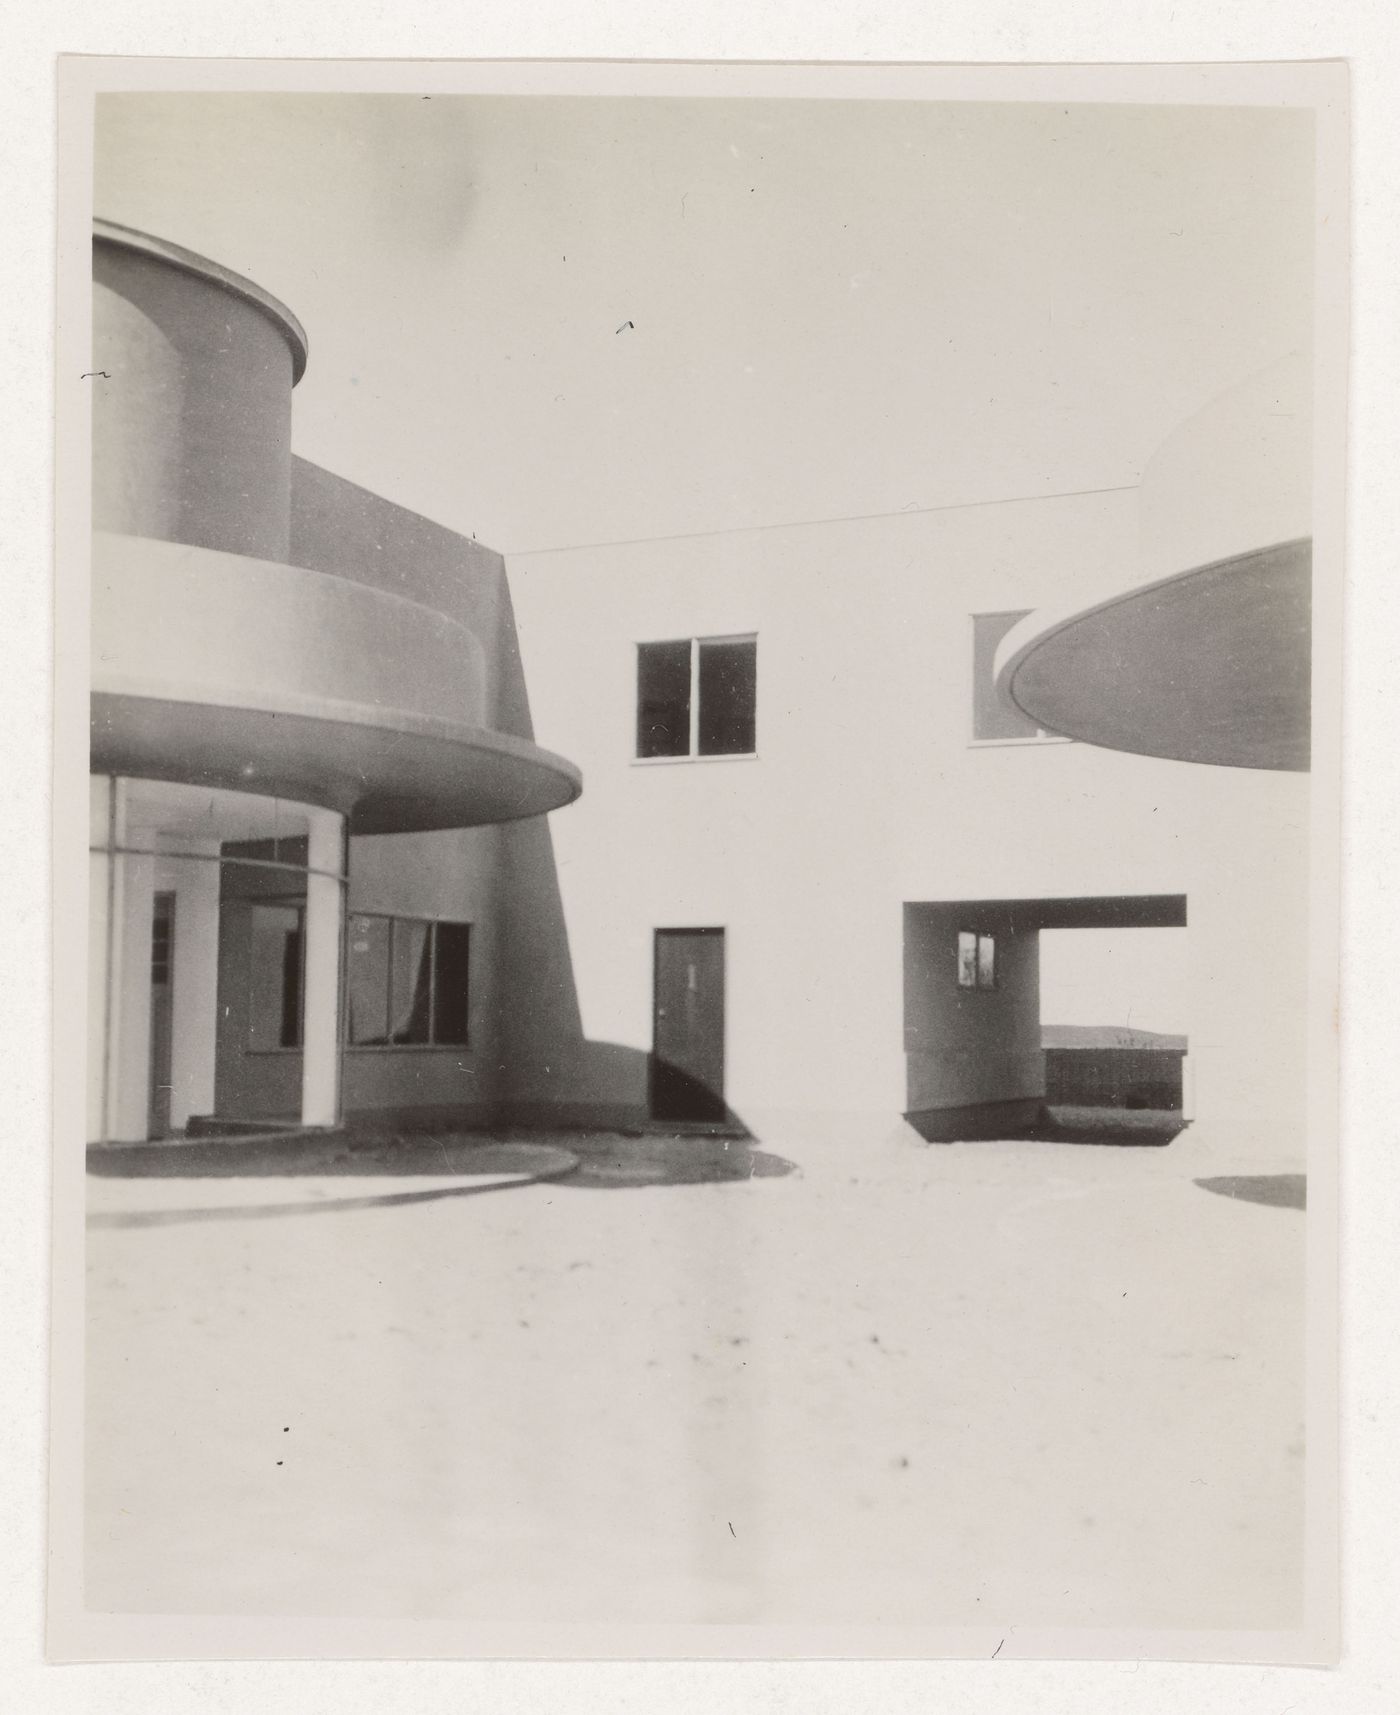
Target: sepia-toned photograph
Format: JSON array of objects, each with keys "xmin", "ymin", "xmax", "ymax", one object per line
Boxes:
[{"xmin": 49, "ymin": 57, "xmax": 1346, "ymax": 1664}]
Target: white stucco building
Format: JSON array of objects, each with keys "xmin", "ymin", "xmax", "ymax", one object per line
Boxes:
[{"xmin": 87, "ymin": 215, "xmax": 1313, "ymax": 1163}]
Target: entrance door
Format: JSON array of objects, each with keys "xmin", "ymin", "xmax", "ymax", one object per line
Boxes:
[
  {"xmin": 652, "ymin": 928, "xmax": 726, "ymax": 1121},
  {"xmin": 147, "ymin": 890, "xmax": 175, "ymax": 1138}
]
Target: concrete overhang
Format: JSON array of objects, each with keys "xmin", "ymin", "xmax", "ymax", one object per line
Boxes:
[
  {"xmin": 91, "ymin": 531, "xmax": 582, "ymax": 832},
  {"xmin": 993, "ymin": 538, "xmax": 1311, "ymax": 772},
  {"xmin": 91, "ymin": 691, "xmax": 582, "ymax": 834}
]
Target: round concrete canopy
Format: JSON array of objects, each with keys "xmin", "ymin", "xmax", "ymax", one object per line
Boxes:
[
  {"xmin": 994, "ymin": 539, "xmax": 1311, "ymax": 772},
  {"xmin": 92, "ymin": 692, "xmax": 583, "ymax": 835}
]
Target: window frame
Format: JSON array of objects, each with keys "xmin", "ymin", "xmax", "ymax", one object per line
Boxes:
[
  {"xmin": 633, "ymin": 632, "xmax": 759, "ymax": 765},
  {"xmin": 956, "ymin": 929, "xmax": 999, "ymax": 991},
  {"xmin": 343, "ymin": 911, "xmax": 472, "ymax": 1053},
  {"xmin": 968, "ymin": 610, "xmax": 1074, "ymax": 748}
]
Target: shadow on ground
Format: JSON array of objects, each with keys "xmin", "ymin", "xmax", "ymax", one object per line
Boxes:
[
  {"xmin": 909, "ymin": 1105, "xmax": 1191, "ymax": 1148},
  {"xmin": 1022, "ymin": 1106, "xmax": 1189, "ymax": 1147},
  {"xmin": 530, "ymin": 1129, "xmax": 796, "ymax": 1189},
  {"xmin": 1194, "ymin": 1173, "xmax": 1306, "ymax": 1210},
  {"xmin": 86, "ymin": 1172, "xmax": 571, "ymax": 1231},
  {"xmin": 87, "ymin": 1128, "xmax": 798, "ymax": 1197}
]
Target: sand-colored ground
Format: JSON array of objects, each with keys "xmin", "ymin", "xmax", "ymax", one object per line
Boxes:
[{"xmin": 84, "ymin": 1114, "xmax": 1306, "ymax": 1632}]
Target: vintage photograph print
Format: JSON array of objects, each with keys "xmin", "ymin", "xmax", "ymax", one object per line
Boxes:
[{"xmin": 51, "ymin": 59, "xmax": 1345, "ymax": 1663}]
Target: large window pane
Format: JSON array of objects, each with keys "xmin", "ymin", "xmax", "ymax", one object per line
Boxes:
[
  {"xmin": 389, "ymin": 919, "xmax": 432, "ymax": 1044},
  {"xmin": 972, "ymin": 611, "xmax": 1040, "ymax": 741},
  {"xmin": 637, "ymin": 640, "xmax": 692, "ymax": 757},
  {"xmin": 697, "ymin": 638, "xmax": 757, "ymax": 755},
  {"xmin": 432, "ymin": 922, "xmax": 471, "ymax": 1045},
  {"xmin": 249, "ymin": 902, "xmax": 303, "ymax": 1049},
  {"xmin": 347, "ymin": 913, "xmax": 391, "ymax": 1045}
]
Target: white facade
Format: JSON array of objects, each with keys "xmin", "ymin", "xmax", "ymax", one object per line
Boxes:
[{"xmin": 503, "ymin": 486, "xmax": 1311, "ymax": 1157}]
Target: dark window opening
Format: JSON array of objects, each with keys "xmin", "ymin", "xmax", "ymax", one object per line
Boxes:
[
  {"xmin": 433, "ymin": 922, "xmax": 472, "ymax": 1046},
  {"xmin": 347, "ymin": 915, "xmax": 470, "ymax": 1048},
  {"xmin": 248, "ymin": 901, "xmax": 304, "ymax": 1051},
  {"xmin": 150, "ymin": 891, "xmax": 175, "ymax": 986},
  {"xmin": 637, "ymin": 639, "xmax": 692, "ymax": 758},
  {"xmin": 637, "ymin": 634, "xmax": 757, "ymax": 759},
  {"xmin": 698, "ymin": 637, "xmax": 758, "ymax": 755}
]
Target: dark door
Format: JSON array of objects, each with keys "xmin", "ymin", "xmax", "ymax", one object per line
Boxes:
[
  {"xmin": 652, "ymin": 928, "xmax": 726, "ymax": 1121},
  {"xmin": 147, "ymin": 891, "xmax": 175, "ymax": 1139}
]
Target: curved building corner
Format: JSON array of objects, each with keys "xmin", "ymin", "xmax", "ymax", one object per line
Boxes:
[{"xmin": 88, "ymin": 221, "xmax": 582, "ymax": 1145}]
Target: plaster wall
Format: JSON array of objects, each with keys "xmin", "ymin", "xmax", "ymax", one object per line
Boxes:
[
  {"xmin": 904, "ymin": 909, "xmax": 1043, "ymax": 1114},
  {"xmin": 92, "ymin": 243, "xmax": 294, "ymax": 561},
  {"xmin": 151, "ymin": 843, "xmax": 221, "ymax": 1130},
  {"xmin": 283, "ymin": 467, "xmax": 523, "ymax": 1122},
  {"xmin": 503, "ymin": 487, "xmax": 1311, "ymax": 1152}
]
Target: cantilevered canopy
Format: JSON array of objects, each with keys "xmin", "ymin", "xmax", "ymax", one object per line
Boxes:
[{"xmin": 993, "ymin": 539, "xmax": 1311, "ymax": 773}]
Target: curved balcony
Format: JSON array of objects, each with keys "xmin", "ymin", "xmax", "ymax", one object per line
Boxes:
[{"xmin": 91, "ymin": 531, "xmax": 582, "ymax": 831}]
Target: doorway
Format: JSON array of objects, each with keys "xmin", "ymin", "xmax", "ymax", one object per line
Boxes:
[
  {"xmin": 652, "ymin": 928, "xmax": 726, "ymax": 1121},
  {"xmin": 146, "ymin": 890, "xmax": 175, "ymax": 1138}
]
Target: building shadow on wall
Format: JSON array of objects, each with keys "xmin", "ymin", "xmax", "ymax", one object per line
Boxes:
[{"xmin": 492, "ymin": 574, "xmax": 758, "ymax": 1149}]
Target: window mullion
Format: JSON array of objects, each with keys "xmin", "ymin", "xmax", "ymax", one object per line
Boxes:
[
  {"xmin": 689, "ymin": 636, "xmax": 701, "ymax": 757},
  {"xmin": 383, "ymin": 917, "xmax": 393, "ymax": 1042}
]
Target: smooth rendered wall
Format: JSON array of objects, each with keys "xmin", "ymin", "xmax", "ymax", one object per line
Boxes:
[
  {"xmin": 93, "ymin": 244, "xmax": 294, "ymax": 561},
  {"xmin": 288, "ymin": 462, "xmax": 520, "ymax": 1122},
  {"xmin": 289, "ymin": 458, "xmax": 521, "ymax": 733},
  {"xmin": 503, "ymin": 487, "xmax": 1312, "ymax": 1157},
  {"xmin": 87, "ymin": 778, "xmax": 112, "ymax": 1141},
  {"xmin": 904, "ymin": 910, "xmax": 1043, "ymax": 1114},
  {"xmin": 343, "ymin": 828, "xmax": 504, "ymax": 1122},
  {"xmin": 151, "ymin": 844, "xmax": 221, "ymax": 1130}
]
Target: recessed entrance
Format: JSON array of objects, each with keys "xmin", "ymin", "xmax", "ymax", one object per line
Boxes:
[
  {"xmin": 651, "ymin": 928, "xmax": 726, "ymax": 1122},
  {"xmin": 903, "ymin": 894, "xmax": 1188, "ymax": 1143}
]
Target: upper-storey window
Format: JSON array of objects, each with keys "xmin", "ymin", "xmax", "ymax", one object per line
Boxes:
[
  {"xmin": 636, "ymin": 635, "xmax": 757, "ymax": 760},
  {"xmin": 971, "ymin": 610, "xmax": 1069, "ymax": 744}
]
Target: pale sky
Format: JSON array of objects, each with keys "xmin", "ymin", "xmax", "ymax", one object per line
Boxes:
[
  {"xmin": 1040, "ymin": 927, "xmax": 1190, "ymax": 1036},
  {"xmin": 94, "ymin": 93, "xmax": 1314, "ymax": 555}
]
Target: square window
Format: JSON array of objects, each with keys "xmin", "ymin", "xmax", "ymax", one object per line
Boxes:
[
  {"xmin": 346, "ymin": 915, "xmax": 470, "ymax": 1048},
  {"xmin": 636, "ymin": 635, "xmax": 757, "ymax": 759}
]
